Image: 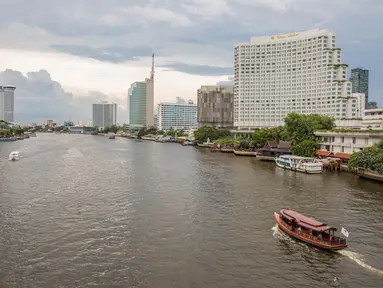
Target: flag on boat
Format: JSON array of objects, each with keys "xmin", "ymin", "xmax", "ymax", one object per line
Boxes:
[{"xmin": 341, "ymin": 227, "xmax": 349, "ymax": 238}]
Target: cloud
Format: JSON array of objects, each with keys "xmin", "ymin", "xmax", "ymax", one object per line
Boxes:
[
  {"xmin": 161, "ymin": 62, "xmax": 232, "ymax": 76},
  {"xmin": 0, "ymin": 0, "xmax": 383, "ymax": 106},
  {"xmin": 0, "ymin": 69, "xmax": 126, "ymax": 124},
  {"xmin": 51, "ymin": 45, "xmax": 154, "ymax": 63}
]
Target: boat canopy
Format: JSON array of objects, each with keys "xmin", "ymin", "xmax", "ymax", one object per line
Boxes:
[
  {"xmin": 280, "ymin": 209, "xmax": 335, "ymax": 232},
  {"xmin": 279, "ymin": 155, "xmax": 314, "ymax": 160}
]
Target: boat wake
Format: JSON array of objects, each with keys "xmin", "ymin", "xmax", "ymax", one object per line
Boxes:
[
  {"xmin": 337, "ymin": 250, "xmax": 383, "ymax": 276},
  {"xmin": 272, "ymin": 224, "xmax": 383, "ymax": 276},
  {"xmin": 272, "ymin": 224, "xmax": 291, "ymax": 241}
]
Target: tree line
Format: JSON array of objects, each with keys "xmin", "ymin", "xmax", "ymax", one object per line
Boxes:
[{"xmin": 194, "ymin": 113, "xmax": 335, "ymax": 156}]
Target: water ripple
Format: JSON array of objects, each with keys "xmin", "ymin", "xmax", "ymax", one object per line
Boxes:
[{"xmin": 0, "ymin": 134, "xmax": 382, "ymax": 287}]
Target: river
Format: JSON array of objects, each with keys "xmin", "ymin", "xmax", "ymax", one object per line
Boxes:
[{"xmin": 0, "ymin": 133, "xmax": 382, "ymax": 288}]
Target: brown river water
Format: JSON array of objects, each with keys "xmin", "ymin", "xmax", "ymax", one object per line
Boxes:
[{"xmin": 0, "ymin": 133, "xmax": 382, "ymax": 287}]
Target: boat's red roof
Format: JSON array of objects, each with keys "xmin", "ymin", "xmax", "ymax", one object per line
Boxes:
[{"xmin": 280, "ymin": 209, "xmax": 334, "ymax": 232}]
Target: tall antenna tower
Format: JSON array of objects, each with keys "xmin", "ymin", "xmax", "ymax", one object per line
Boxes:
[{"xmin": 151, "ymin": 53, "xmax": 155, "ymax": 80}]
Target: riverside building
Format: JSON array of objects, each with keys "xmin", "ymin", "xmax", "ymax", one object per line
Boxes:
[
  {"xmin": 0, "ymin": 85, "xmax": 16, "ymax": 122},
  {"xmin": 128, "ymin": 54, "xmax": 155, "ymax": 128},
  {"xmin": 92, "ymin": 101, "xmax": 117, "ymax": 128},
  {"xmin": 157, "ymin": 100, "xmax": 197, "ymax": 130},
  {"xmin": 197, "ymin": 85, "xmax": 234, "ymax": 128},
  {"xmin": 234, "ymin": 28, "xmax": 356, "ymax": 129}
]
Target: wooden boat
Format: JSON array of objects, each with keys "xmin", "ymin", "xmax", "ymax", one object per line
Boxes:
[
  {"xmin": 108, "ymin": 135, "xmax": 116, "ymax": 139},
  {"xmin": 233, "ymin": 150, "xmax": 257, "ymax": 156},
  {"xmin": 274, "ymin": 209, "xmax": 347, "ymax": 251},
  {"xmin": 275, "ymin": 155, "xmax": 323, "ymax": 174}
]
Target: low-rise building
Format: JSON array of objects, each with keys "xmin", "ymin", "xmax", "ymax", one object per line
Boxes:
[{"xmin": 314, "ymin": 130, "xmax": 383, "ymax": 154}]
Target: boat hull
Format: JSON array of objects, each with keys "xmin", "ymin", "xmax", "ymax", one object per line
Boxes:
[
  {"xmin": 275, "ymin": 158, "xmax": 323, "ymax": 174},
  {"xmin": 233, "ymin": 150, "xmax": 257, "ymax": 156},
  {"xmin": 274, "ymin": 212, "xmax": 347, "ymax": 251}
]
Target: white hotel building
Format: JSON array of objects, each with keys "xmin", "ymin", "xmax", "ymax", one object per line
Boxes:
[
  {"xmin": 157, "ymin": 101, "xmax": 197, "ymax": 130},
  {"xmin": 234, "ymin": 28, "xmax": 359, "ymax": 129}
]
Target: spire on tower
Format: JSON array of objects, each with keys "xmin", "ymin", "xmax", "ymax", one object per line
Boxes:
[{"xmin": 151, "ymin": 53, "xmax": 155, "ymax": 79}]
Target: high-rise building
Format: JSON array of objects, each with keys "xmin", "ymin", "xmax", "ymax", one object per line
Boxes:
[
  {"xmin": 197, "ymin": 85, "xmax": 234, "ymax": 128},
  {"xmin": 92, "ymin": 101, "xmax": 117, "ymax": 128},
  {"xmin": 157, "ymin": 100, "xmax": 197, "ymax": 130},
  {"xmin": 0, "ymin": 85, "xmax": 16, "ymax": 122},
  {"xmin": 128, "ymin": 54, "xmax": 155, "ymax": 127},
  {"xmin": 234, "ymin": 28, "xmax": 354, "ymax": 129},
  {"xmin": 351, "ymin": 68, "xmax": 369, "ymax": 104}
]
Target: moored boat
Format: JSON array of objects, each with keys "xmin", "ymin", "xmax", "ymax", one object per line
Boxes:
[
  {"xmin": 0, "ymin": 137, "xmax": 17, "ymax": 142},
  {"xmin": 274, "ymin": 209, "xmax": 348, "ymax": 251},
  {"xmin": 108, "ymin": 135, "xmax": 116, "ymax": 139},
  {"xmin": 233, "ymin": 150, "xmax": 257, "ymax": 156},
  {"xmin": 220, "ymin": 148, "xmax": 233, "ymax": 153},
  {"xmin": 275, "ymin": 155, "xmax": 323, "ymax": 174}
]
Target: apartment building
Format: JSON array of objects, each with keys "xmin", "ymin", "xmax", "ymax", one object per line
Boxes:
[{"xmin": 234, "ymin": 28, "xmax": 355, "ymax": 129}]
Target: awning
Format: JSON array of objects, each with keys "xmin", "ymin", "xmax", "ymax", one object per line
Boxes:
[
  {"xmin": 333, "ymin": 153, "xmax": 351, "ymax": 160},
  {"xmin": 315, "ymin": 150, "xmax": 333, "ymax": 157}
]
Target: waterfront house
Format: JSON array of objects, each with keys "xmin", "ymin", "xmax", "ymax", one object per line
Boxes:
[
  {"xmin": 314, "ymin": 130, "xmax": 383, "ymax": 154},
  {"xmin": 257, "ymin": 140, "xmax": 292, "ymax": 160}
]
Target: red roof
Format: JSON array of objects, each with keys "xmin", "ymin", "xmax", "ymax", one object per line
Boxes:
[
  {"xmin": 280, "ymin": 209, "xmax": 334, "ymax": 232},
  {"xmin": 333, "ymin": 153, "xmax": 351, "ymax": 160},
  {"xmin": 315, "ymin": 150, "xmax": 333, "ymax": 157}
]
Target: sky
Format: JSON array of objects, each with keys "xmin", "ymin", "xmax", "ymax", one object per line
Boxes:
[{"xmin": 0, "ymin": 0, "xmax": 382, "ymax": 124}]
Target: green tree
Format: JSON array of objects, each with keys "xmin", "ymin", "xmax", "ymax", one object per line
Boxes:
[
  {"xmin": 284, "ymin": 113, "xmax": 334, "ymax": 146},
  {"xmin": 110, "ymin": 125, "xmax": 119, "ymax": 133},
  {"xmin": 194, "ymin": 126, "xmax": 218, "ymax": 143},
  {"xmin": 252, "ymin": 126, "xmax": 285, "ymax": 147},
  {"xmin": 157, "ymin": 130, "xmax": 165, "ymax": 135},
  {"xmin": 137, "ymin": 127, "xmax": 146, "ymax": 138},
  {"xmin": 348, "ymin": 144, "xmax": 383, "ymax": 173},
  {"xmin": 145, "ymin": 126, "xmax": 157, "ymax": 135},
  {"xmin": 291, "ymin": 140, "xmax": 319, "ymax": 157}
]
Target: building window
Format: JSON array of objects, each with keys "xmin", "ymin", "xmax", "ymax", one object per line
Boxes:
[
  {"xmin": 365, "ymin": 138, "xmax": 368, "ymax": 145},
  {"xmin": 352, "ymin": 137, "xmax": 356, "ymax": 144}
]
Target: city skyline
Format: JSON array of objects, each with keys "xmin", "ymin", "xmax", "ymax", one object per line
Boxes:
[{"xmin": 0, "ymin": 0, "xmax": 382, "ymax": 123}]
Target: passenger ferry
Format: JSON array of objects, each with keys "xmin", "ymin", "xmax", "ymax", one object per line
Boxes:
[
  {"xmin": 275, "ymin": 155, "xmax": 323, "ymax": 174},
  {"xmin": 274, "ymin": 209, "xmax": 348, "ymax": 251}
]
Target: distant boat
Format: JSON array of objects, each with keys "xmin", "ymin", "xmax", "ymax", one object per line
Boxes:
[
  {"xmin": 0, "ymin": 137, "xmax": 16, "ymax": 142},
  {"xmin": 9, "ymin": 151, "xmax": 20, "ymax": 161},
  {"xmin": 135, "ymin": 138, "xmax": 142, "ymax": 142},
  {"xmin": 16, "ymin": 136, "xmax": 24, "ymax": 140},
  {"xmin": 109, "ymin": 135, "xmax": 116, "ymax": 139}
]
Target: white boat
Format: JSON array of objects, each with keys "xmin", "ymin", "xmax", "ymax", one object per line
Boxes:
[
  {"xmin": 275, "ymin": 155, "xmax": 323, "ymax": 174},
  {"xmin": 9, "ymin": 151, "xmax": 20, "ymax": 161}
]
